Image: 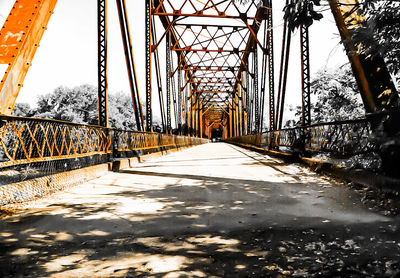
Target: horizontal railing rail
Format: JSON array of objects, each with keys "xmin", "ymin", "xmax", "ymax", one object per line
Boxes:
[
  {"xmin": 114, "ymin": 129, "xmax": 204, "ymax": 153},
  {"xmin": 0, "ymin": 115, "xmax": 207, "ymax": 185},
  {"xmin": 0, "ymin": 115, "xmax": 111, "ymax": 168},
  {"xmin": 227, "ymin": 118, "xmax": 375, "ymax": 156}
]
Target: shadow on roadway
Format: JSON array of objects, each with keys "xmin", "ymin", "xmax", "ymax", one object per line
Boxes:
[{"xmin": 0, "ymin": 172, "xmax": 399, "ymax": 277}]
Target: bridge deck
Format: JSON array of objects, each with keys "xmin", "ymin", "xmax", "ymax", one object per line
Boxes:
[{"xmin": 1, "ymin": 143, "xmax": 400, "ymax": 277}]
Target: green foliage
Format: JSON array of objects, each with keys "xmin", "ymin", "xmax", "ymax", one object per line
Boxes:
[
  {"xmin": 351, "ymin": 0, "xmax": 400, "ymax": 74},
  {"xmin": 284, "ymin": 0, "xmax": 399, "ymax": 74},
  {"xmin": 284, "ymin": 0, "xmax": 323, "ymax": 30},
  {"xmin": 287, "ymin": 64, "xmax": 364, "ymax": 126},
  {"xmin": 12, "ymin": 103, "xmax": 34, "ymax": 117},
  {"xmin": 309, "ymin": 65, "xmax": 364, "ymax": 122},
  {"xmin": 108, "ymin": 92, "xmax": 137, "ymax": 130},
  {"xmin": 13, "ymin": 84, "xmax": 144, "ymax": 130},
  {"xmin": 395, "ymin": 74, "xmax": 400, "ymax": 92},
  {"xmin": 34, "ymin": 85, "xmax": 97, "ymax": 124}
]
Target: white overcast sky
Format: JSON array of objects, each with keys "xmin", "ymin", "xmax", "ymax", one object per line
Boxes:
[{"xmin": 0, "ymin": 0, "xmax": 348, "ymax": 120}]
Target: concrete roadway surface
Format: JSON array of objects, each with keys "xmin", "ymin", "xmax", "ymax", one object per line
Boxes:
[{"xmin": 1, "ymin": 143, "xmax": 400, "ymax": 277}]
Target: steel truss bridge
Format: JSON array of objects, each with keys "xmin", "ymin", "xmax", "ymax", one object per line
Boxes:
[{"xmin": 0, "ymin": 0, "xmax": 399, "ymax": 200}]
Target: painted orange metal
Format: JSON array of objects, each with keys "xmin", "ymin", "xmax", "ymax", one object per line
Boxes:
[
  {"xmin": 0, "ymin": 0, "xmax": 58, "ymax": 115},
  {"xmin": 0, "ymin": 115, "xmax": 207, "ymax": 169},
  {"xmin": 0, "ymin": 116, "xmax": 111, "ymax": 168},
  {"xmin": 328, "ymin": 0, "xmax": 375, "ymax": 112},
  {"xmin": 329, "ymin": 0, "xmax": 398, "ymax": 114},
  {"xmin": 335, "ymin": 0, "xmax": 364, "ymax": 28},
  {"xmin": 152, "ymin": 0, "xmax": 265, "ymax": 136}
]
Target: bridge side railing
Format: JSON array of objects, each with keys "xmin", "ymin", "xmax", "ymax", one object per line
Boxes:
[
  {"xmin": 226, "ymin": 118, "xmax": 375, "ymax": 156},
  {"xmin": 0, "ymin": 115, "xmax": 207, "ymax": 185}
]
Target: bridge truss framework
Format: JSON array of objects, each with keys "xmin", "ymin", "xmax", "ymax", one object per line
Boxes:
[
  {"xmin": 0, "ymin": 0, "xmax": 399, "ymax": 190},
  {"xmin": 103, "ymin": 0, "xmax": 398, "ymax": 139}
]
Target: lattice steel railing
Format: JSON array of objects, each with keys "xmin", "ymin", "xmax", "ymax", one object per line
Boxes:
[
  {"xmin": 0, "ymin": 116, "xmax": 111, "ymax": 168},
  {"xmin": 0, "ymin": 115, "xmax": 207, "ymax": 185},
  {"xmin": 114, "ymin": 129, "xmax": 207, "ymax": 153},
  {"xmin": 227, "ymin": 118, "xmax": 375, "ymax": 156}
]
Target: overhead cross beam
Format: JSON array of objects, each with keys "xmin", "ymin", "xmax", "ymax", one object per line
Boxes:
[{"xmin": 149, "ymin": 0, "xmax": 269, "ymax": 137}]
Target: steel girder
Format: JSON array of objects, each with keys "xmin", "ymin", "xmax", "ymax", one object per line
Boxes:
[
  {"xmin": 300, "ymin": 24, "xmax": 311, "ymax": 127},
  {"xmin": 266, "ymin": 0, "xmax": 275, "ymax": 131},
  {"xmin": 116, "ymin": 0, "xmax": 144, "ymax": 131},
  {"xmin": 0, "ymin": 0, "xmax": 57, "ymax": 115},
  {"xmin": 97, "ymin": 0, "xmax": 108, "ymax": 127},
  {"xmin": 145, "ymin": 0, "xmax": 153, "ymax": 131},
  {"xmin": 150, "ymin": 0, "xmax": 270, "ymax": 137},
  {"xmin": 166, "ymin": 33, "xmax": 172, "ymax": 132},
  {"xmin": 328, "ymin": 0, "xmax": 398, "ymax": 116}
]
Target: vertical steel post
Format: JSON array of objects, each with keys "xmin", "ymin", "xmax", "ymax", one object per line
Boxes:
[
  {"xmin": 151, "ymin": 19, "xmax": 166, "ymax": 132},
  {"xmin": 116, "ymin": 0, "xmax": 144, "ymax": 131},
  {"xmin": 197, "ymin": 97, "xmax": 201, "ymax": 136},
  {"xmin": 184, "ymin": 71, "xmax": 189, "ymax": 134},
  {"xmin": 300, "ymin": 24, "xmax": 311, "ymax": 126},
  {"xmin": 241, "ymin": 73, "xmax": 246, "ymax": 135},
  {"xmin": 267, "ymin": 0, "xmax": 275, "ymax": 131},
  {"xmin": 166, "ymin": 34, "xmax": 172, "ymax": 133},
  {"xmin": 277, "ymin": 24, "xmax": 291, "ymax": 130},
  {"xmin": 254, "ymin": 49, "xmax": 260, "ymax": 133},
  {"xmin": 260, "ymin": 23, "xmax": 267, "ymax": 134},
  {"xmin": 229, "ymin": 108, "xmax": 233, "ymax": 137},
  {"xmin": 233, "ymin": 94, "xmax": 237, "ymax": 137},
  {"xmin": 246, "ymin": 72, "xmax": 251, "ymax": 134},
  {"xmin": 190, "ymin": 92, "xmax": 195, "ymax": 135},
  {"xmin": 177, "ymin": 55, "xmax": 182, "ymax": 131},
  {"xmin": 188, "ymin": 87, "xmax": 192, "ymax": 135},
  {"xmin": 145, "ymin": 0, "xmax": 153, "ymax": 131},
  {"xmin": 98, "ymin": 0, "xmax": 108, "ymax": 127},
  {"xmin": 199, "ymin": 104, "xmax": 203, "ymax": 138},
  {"xmin": 238, "ymin": 89, "xmax": 241, "ymax": 136},
  {"xmin": 170, "ymin": 54, "xmax": 178, "ymax": 128},
  {"xmin": 275, "ymin": 2, "xmax": 288, "ymax": 130},
  {"xmin": 193, "ymin": 95, "xmax": 198, "ymax": 136}
]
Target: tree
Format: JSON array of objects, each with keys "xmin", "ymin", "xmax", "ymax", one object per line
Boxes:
[
  {"xmin": 284, "ymin": 0, "xmax": 400, "ymax": 75},
  {"xmin": 309, "ymin": 65, "xmax": 364, "ymax": 122},
  {"xmin": 34, "ymin": 84, "xmax": 98, "ymax": 124},
  {"xmin": 14, "ymin": 84, "xmax": 145, "ymax": 130},
  {"xmin": 283, "ymin": 0, "xmax": 323, "ymax": 30},
  {"xmin": 352, "ymin": 0, "xmax": 400, "ymax": 74},
  {"xmin": 12, "ymin": 103, "xmax": 34, "ymax": 117},
  {"xmin": 108, "ymin": 92, "xmax": 138, "ymax": 130},
  {"xmin": 286, "ymin": 64, "xmax": 364, "ymax": 127}
]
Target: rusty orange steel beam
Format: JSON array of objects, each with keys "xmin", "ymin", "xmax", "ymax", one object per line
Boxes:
[
  {"xmin": 172, "ymin": 47, "xmax": 249, "ymax": 54},
  {"xmin": 329, "ymin": 0, "xmax": 398, "ymax": 114},
  {"xmin": 152, "ymin": 12, "xmax": 257, "ymax": 20},
  {"xmin": 152, "ymin": 0, "xmax": 265, "ymax": 128},
  {"xmin": 0, "ymin": 0, "xmax": 58, "ymax": 115},
  {"xmin": 328, "ymin": 0, "xmax": 375, "ymax": 112}
]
